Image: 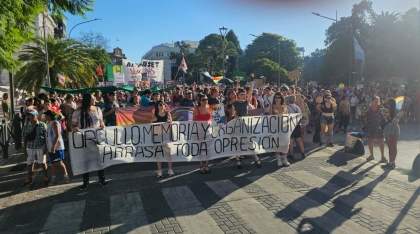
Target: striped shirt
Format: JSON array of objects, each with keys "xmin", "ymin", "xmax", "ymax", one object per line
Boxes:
[{"xmin": 22, "ymin": 121, "xmax": 47, "ymax": 149}]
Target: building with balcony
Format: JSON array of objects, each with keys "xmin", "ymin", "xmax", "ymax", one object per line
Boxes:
[
  {"xmin": 108, "ymin": 47, "xmax": 127, "ymax": 65},
  {"xmin": 141, "ymin": 40, "xmax": 199, "ymax": 81}
]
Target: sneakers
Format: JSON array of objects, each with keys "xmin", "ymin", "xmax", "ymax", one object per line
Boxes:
[
  {"xmin": 276, "ymin": 156, "xmax": 282, "ymax": 166},
  {"xmin": 381, "ymin": 162, "xmax": 395, "ymax": 170},
  {"xmin": 328, "ymin": 143, "xmax": 335, "ymax": 147},
  {"xmin": 379, "ymin": 157, "xmax": 388, "ymax": 163},
  {"xmin": 80, "ymin": 182, "xmax": 89, "ymax": 190},
  {"xmin": 23, "ymin": 179, "xmax": 32, "ymax": 187},
  {"xmin": 99, "ymin": 180, "xmax": 108, "ymax": 187},
  {"xmin": 366, "ymin": 155, "xmax": 375, "ymax": 161},
  {"xmin": 319, "ymin": 142, "xmax": 324, "ymax": 147},
  {"xmin": 302, "ymin": 153, "xmax": 306, "ymax": 159},
  {"xmin": 281, "ymin": 157, "xmax": 291, "ymax": 167},
  {"xmin": 157, "ymin": 170, "xmax": 163, "ymax": 178},
  {"xmin": 44, "ymin": 177, "xmax": 49, "ymax": 186},
  {"xmin": 254, "ymin": 159, "xmax": 262, "ymax": 168},
  {"xmin": 64, "ymin": 175, "xmax": 70, "ymax": 183},
  {"xmin": 49, "ymin": 177, "xmax": 57, "ymax": 186},
  {"xmin": 287, "ymin": 154, "xmax": 294, "ymax": 160},
  {"xmin": 168, "ymin": 169, "xmax": 175, "ymax": 177},
  {"xmin": 236, "ymin": 159, "xmax": 243, "ymax": 169},
  {"xmin": 307, "ymin": 130, "xmax": 312, "ymax": 134}
]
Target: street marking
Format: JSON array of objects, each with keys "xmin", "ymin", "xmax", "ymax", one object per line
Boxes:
[
  {"xmin": 205, "ymin": 180, "xmax": 249, "ymax": 202},
  {"xmin": 162, "ymin": 186, "xmax": 222, "ymax": 234},
  {"xmin": 110, "ymin": 192, "xmax": 150, "ymax": 234},
  {"xmin": 42, "ymin": 200, "xmax": 85, "ymax": 233}
]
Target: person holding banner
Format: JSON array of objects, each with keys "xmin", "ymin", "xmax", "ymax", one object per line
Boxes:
[
  {"xmin": 151, "ymin": 100, "xmax": 175, "ymax": 177},
  {"xmin": 269, "ymin": 92, "xmax": 290, "ymax": 166},
  {"xmin": 193, "ymin": 94, "xmax": 212, "ymax": 173},
  {"xmin": 72, "ymin": 93, "xmax": 108, "ymax": 190},
  {"xmin": 231, "ymin": 82, "xmax": 262, "ymax": 169}
]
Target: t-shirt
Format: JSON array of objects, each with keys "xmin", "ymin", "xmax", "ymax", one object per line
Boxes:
[
  {"xmin": 103, "ymin": 100, "xmax": 118, "ymax": 126},
  {"xmin": 287, "ymin": 104, "xmax": 301, "ymax": 114},
  {"xmin": 180, "ymin": 98, "xmax": 197, "ymax": 107},
  {"xmin": 140, "ymin": 96, "xmax": 151, "ymax": 107},
  {"xmin": 208, "ymin": 97, "xmax": 220, "ymax": 105},
  {"xmin": 72, "ymin": 107, "xmax": 103, "ymax": 129},
  {"xmin": 233, "ymin": 101, "xmax": 249, "ymax": 117},
  {"xmin": 263, "ymin": 95, "xmax": 274, "ymax": 114}
]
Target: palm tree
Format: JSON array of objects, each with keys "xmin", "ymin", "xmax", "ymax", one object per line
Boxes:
[{"xmin": 15, "ymin": 37, "xmax": 97, "ymax": 92}]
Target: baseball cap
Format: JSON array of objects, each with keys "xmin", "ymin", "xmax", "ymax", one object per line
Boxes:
[
  {"xmin": 27, "ymin": 109, "xmax": 38, "ymax": 116},
  {"xmin": 185, "ymin": 90, "xmax": 192, "ymax": 94},
  {"xmin": 343, "ymin": 93, "xmax": 349, "ymax": 97},
  {"xmin": 66, "ymin": 94, "xmax": 74, "ymax": 99},
  {"xmin": 280, "ymin": 86, "xmax": 289, "ymax": 91}
]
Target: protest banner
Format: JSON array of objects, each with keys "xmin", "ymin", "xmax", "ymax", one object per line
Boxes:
[
  {"xmin": 69, "ymin": 114, "xmax": 302, "ymax": 175},
  {"xmin": 122, "ymin": 59, "xmax": 164, "ymax": 84}
]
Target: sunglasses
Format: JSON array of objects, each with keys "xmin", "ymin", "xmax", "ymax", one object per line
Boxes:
[
  {"xmin": 275, "ymin": 96, "xmax": 282, "ymax": 99},
  {"xmin": 201, "ymin": 99, "xmax": 208, "ymax": 102}
]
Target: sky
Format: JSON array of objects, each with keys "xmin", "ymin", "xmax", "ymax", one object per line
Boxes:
[{"xmin": 65, "ymin": 0, "xmax": 420, "ymax": 62}]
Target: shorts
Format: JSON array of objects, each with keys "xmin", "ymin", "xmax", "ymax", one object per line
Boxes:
[
  {"xmin": 350, "ymin": 106, "xmax": 356, "ymax": 115},
  {"xmin": 48, "ymin": 150, "xmax": 65, "ymax": 163},
  {"xmin": 320, "ymin": 115, "xmax": 334, "ymax": 125},
  {"xmin": 26, "ymin": 148, "xmax": 46, "ymax": 165},
  {"xmin": 291, "ymin": 125, "xmax": 302, "ymax": 139},
  {"xmin": 383, "ymin": 123, "xmax": 400, "ymax": 136}
]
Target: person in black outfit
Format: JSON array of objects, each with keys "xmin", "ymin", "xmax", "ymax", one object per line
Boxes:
[
  {"xmin": 172, "ymin": 87, "xmax": 184, "ymax": 106},
  {"xmin": 208, "ymin": 87, "xmax": 220, "ymax": 105},
  {"xmin": 180, "ymin": 90, "xmax": 197, "ymax": 106}
]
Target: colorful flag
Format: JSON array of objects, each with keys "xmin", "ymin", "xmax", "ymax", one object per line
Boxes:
[
  {"xmin": 58, "ymin": 74, "xmax": 65, "ymax": 85},
  {"xmin": 212, "ymin": 76, "xmax": 223, "ymax": 84},
  {"xmin": 353, "ymin": 36, "xmax": 365, "ymax": 72},
  {"xmin": 96, "ymin": 64, "xmax": 103, "ymax": 76},
  {"xmin": 178, "ymin": 58, "xmax": 188, "ymax": 72}
]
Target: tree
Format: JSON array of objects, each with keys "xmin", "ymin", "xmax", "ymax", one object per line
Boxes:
[
  {"xmin": 0, "ymin": 0, "xmax": 95, "ymax": 72},
  {"xmin": 225, "ymin": 30, "xmax": 243, "ymax": 78},
  {"xmin": 240, "ymin": 33, "xmax": 301, "ymax": 84},
  {"xmin": 195, "ymin": 33, "xmax": 237, "ymax": 76},
  {"xmin": 15, "ymin": 37, "xmax": 97, "ymax": 92},
  {"xmin": 77, "ymin": 31, "xmax": 110, "ymax": 49},
  {"xmin": 0, "ymin": 0, "xmax": 44, "ymax": 71},
  {"xmin": 85, "ymin": 46, "xmax": 112, "ymax": 78}
]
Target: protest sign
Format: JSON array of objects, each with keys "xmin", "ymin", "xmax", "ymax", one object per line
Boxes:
[
  {"xmin": 122, "ymin": 59, "xmax": 164, "ymax": 84},
  {"xmin": 69, "ymin": 114, "xmax": 301, "ymax": 175}
]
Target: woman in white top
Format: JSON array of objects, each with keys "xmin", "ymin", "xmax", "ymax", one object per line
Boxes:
[{"xmin": 72, "ymin": 93, "xmax": 106, "ymax": 190}]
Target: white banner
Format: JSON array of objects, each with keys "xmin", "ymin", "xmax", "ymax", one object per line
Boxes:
[
  {"xmin": 69, "ymin": 114, "xmax": 301, "ymax": 175},
  {"xmin": 122, "ymin": 59, "xmax": 164, "ymax": 84}
]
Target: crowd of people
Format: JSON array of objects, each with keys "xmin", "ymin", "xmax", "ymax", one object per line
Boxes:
[{"xmin": 5, "ymin": 80, "xmax": 418, "ymax": 190}]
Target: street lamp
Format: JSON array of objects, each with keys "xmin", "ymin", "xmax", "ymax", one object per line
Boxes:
[
  {"xmin": 219, "ymin": 26, "xmax": 228, "ymax": 77},
  {"xmin": 312, "ymin": 12, "xmax": 353, "ymax": 87},
  {"xmin": 297, "ymin": 47, "xmax": 305, "ymax": 86},
  {"xmin": 250, "ymin": 34, "xmax": 281, "ymax": 86},
  {"xmin": 68, "ymin": 18, "xmax": 102, "ymax": 38}
]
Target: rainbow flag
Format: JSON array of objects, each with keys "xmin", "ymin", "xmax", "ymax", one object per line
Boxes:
[
  {"xmin": 212, "ymin": 76, "xmax": 223, "ymax": 84},
  {"xmin": 395, "ymin": 96, "xmax": 404, "ymax": 110}
]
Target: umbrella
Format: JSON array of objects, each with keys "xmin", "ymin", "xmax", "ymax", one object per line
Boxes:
[
  {"xmin": 150, "ymin": 85, "xmax": 161, "ymax": 92},
  {"xmin": 217, "ymin": 78, "xmax": 234, "ymax": 85}
]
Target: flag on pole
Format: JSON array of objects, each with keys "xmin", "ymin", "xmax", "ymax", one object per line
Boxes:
[
  {"xmin": 353, "ymin": 36, "xmax": 365, "ymax": 72},
  {"xmin": 178, "ymin": 58, "xmax": 188, "ymax": 72},
  {"xmin": 96, "ymin": 64, "xmax": 103, "ymax": 76},
  {"xmin": 58, "ymin": 74, "xmax": 65, "ymax": 85}
]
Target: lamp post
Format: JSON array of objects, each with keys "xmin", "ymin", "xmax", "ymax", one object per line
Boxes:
[
  {"xmin": 297, "ymin": 47, "xmax": 305, "ymax": 86},
  {"xmin": 311, "ymin": 12, "xmax": 353, "ymax": 88},
  {"xmin": 250, "ymin": 34, "xmax": 281, "ymax": 86},
  {"xmin": 219, "ymin": 26, "xmax": 228, "ymax": 78},
  {"xmin": 68, "ymin": 18, "xmax": 102, "ymax": 39}
]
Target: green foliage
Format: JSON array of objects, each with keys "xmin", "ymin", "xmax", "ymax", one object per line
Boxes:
[
  {"xmin": 225, "ymin": 30, "xmax": 242, "ymax": 78},
  {"xmin": 0, "ymin": 0, "xmax": 44, "ymax": 71},
  {"xmin": 15, "ymin": 37, "xmax": 97, "ymax": 92},
  {"xmin": 48, "ymin": 0, "xmax": 95, "ymax": 20},
  {"xmin": 306, "ymin": 1, "xmax": 419, "ymax": 85},
  {"xmin": 240, "ymin": 33, "xmax": 301, "ymax": 85},
  {"xmin": 85, "ymin": 46, "xmax": 112, "ymax": 76}
]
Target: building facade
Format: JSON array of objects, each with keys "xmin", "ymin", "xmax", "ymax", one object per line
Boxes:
[
  {"xmin": 108, "ymin": 47, "xmax": 127, "ymax": 65},
  {"xmin": 141, "ymin": 40, "xmax": 199, "ymax": 81}
]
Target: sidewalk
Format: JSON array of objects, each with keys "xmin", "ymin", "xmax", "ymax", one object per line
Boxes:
[{"xmin": 0, "ymin": 140, "xmax": 419, "ymax": 233}]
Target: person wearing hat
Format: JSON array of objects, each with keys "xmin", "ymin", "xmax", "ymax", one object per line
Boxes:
[
  {"xmin": 103, "ymin": 91, "xmax": 119, "ymax": 126},
  {"xmin": 44, "ymin": 110, "xmax": 70, "ymax": 185},
  {"xmin": 180, "ymin": 90, "xmax": 198, "ymax": 106},
  {"xmin": 22, "ymin": 109, "xmax": 49, "ymax": 187}
]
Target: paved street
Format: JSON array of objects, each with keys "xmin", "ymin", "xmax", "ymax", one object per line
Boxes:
[{"xmin": 0, "ymin": 141, "xmax": 419, "ymax": 234}]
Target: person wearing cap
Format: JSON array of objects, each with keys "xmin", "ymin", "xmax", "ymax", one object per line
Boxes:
[
  {"xmin": 140, "ymin": 89, "xmax": 152, "ymax": 107},
  {"xmin": 180, "ymin": 90, "xmax": 198, "ymax": 106},
  {"xmin": 103, "ymin": 91, "xmax": 119, "ymax": 126},
  {"xmin": 44, "ymin": 110, "xmax": 70, "ymax": 185},
  {"xmin": 263, "ymin": 86, "xmax": 274, "ymax": 115},
  {"xmin": 22, "ymin": 109, "xmax": 49, "ymax": 187}
]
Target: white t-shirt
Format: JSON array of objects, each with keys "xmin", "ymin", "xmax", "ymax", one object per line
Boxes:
[
  {"xmin": 72, "ymin": 107, "xmax": 103, "ymax": 129},
  {"xmin": 263, "ymin": 95, "xmax": 274, "ymax": 113},
  {"xmin": 287, "ymin": 103, "xmax": 301, "ymax": 114}
]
